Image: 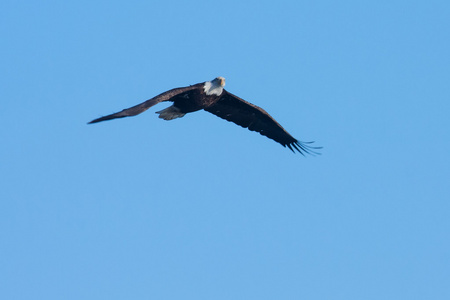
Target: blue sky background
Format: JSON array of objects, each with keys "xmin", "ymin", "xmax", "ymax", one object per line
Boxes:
[{"xmin": 1, "ymin": 1, "xmax": 449, "ymax": 299}]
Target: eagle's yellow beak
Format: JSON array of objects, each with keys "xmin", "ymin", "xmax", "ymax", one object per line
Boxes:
[{"xmin": 217, "ymin": 76, "xmax": 226, "ymax": 87}]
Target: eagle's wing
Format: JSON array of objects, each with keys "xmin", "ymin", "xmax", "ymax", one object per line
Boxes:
[
  {"xmin": 204, "ymin": 90, "xmax": 321, "ymax": 155},
  {"xmin": 88, "ymin": 84, "xmax": 201, "ymax": 124}
]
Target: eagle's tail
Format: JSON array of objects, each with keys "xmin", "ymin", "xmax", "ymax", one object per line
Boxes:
[{"xmin": 155, "ymin": 105, "xmax": 185, "ymax": 120}]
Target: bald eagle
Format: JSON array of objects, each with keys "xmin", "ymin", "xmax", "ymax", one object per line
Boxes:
[{"xmin": 88, "ymin": 77, "xmax": 321, "ymax": 155}]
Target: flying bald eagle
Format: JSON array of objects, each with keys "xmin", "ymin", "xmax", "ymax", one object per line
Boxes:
[{"xmin": 88, "ymin": 77, "xmax": 321, "ymax": 155}]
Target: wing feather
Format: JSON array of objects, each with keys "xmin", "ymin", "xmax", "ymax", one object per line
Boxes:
[
  {"xmin": 88, "ymin": 84, "xmax": 201, "ymax": 124},
  {"xmin": 204, "ymin": 90, "xmax": 321, "ymax": 155}
]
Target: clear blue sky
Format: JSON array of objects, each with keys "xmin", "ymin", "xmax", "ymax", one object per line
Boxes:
[{"xmin": 1, "ymin": 1, "xmax": 449, "ymax": 299}]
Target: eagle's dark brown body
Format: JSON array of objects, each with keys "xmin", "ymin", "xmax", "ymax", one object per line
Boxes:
[
  {"xmin": 88, "ymin": 77, "xmax": 321, "ymax": 155},
  {"xmin": 170, "ymin": 83, "xmax": 219, "ymax": 113}
]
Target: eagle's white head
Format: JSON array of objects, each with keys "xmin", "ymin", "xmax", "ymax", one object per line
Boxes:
[{"xmin": 204, "ymin": 76, "xmax": 225, "ymax": 96}]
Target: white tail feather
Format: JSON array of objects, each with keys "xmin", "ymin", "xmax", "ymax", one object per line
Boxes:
[{"xmin": 155, "ymin": 105, "xmax": 185, "ymax": 120}]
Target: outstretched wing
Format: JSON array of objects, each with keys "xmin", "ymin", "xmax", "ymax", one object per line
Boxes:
[
  {"xmin": 204, "ymin": 90, "xmax": 321, "ymax": 155},
  {"xmin": 88, "ymin": 84, "xmax": 201, "ymax": 124}
]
